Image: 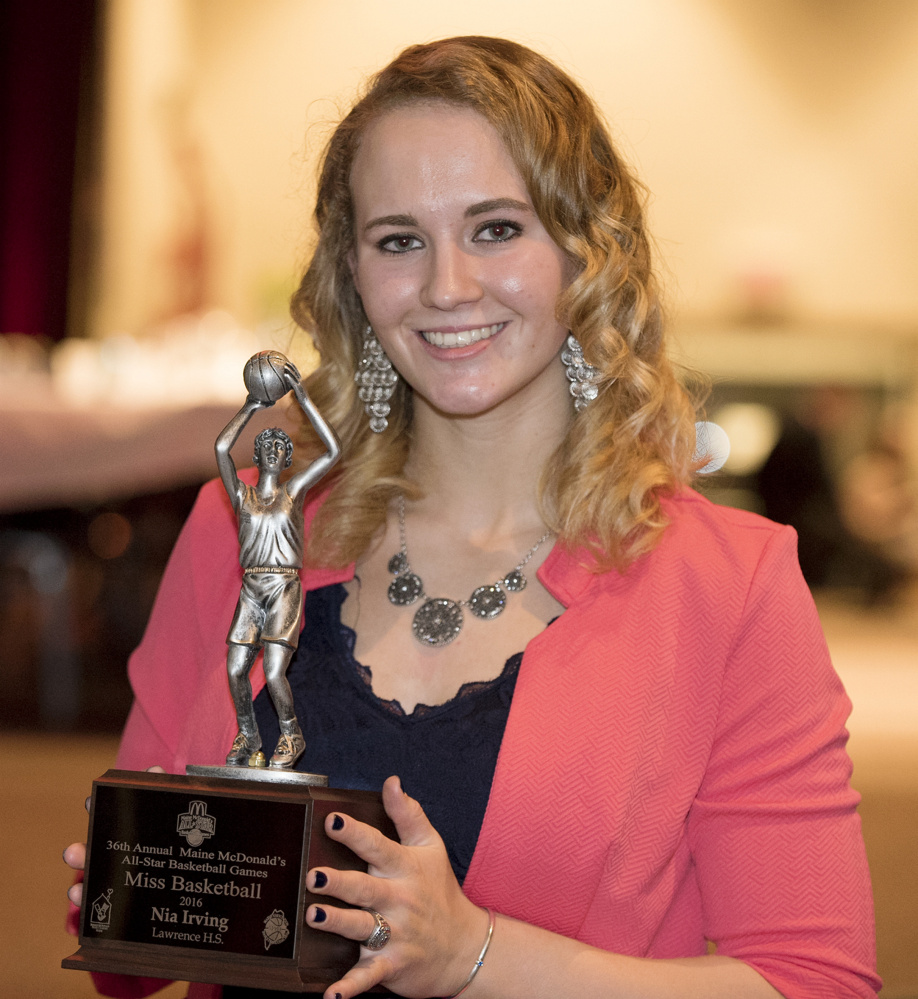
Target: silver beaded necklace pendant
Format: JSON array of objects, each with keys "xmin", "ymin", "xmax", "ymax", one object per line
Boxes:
[
  {"xmin": 412, "ymin": 599, "xmax": 464, "ymax": 647},
  {"xmin": 387, "ymin": 496, "xmax": 553, "ymax": 648}
]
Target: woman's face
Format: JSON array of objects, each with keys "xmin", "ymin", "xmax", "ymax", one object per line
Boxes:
[{"xmin": 348, "ymin": 104, "xmax": 572, "ymax": 422}]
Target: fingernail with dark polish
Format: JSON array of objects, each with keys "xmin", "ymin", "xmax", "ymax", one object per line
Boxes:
[
  {"xmin": 332, "ymin": 814, "xmax": 344, "ymax": 831},
  {"xmin": 313, "ymin": 906, "xmax": 327, "ymax": 923},
  {"xmin": 313, "ymin": 871, "xmax": 327, "ymax": 889}
]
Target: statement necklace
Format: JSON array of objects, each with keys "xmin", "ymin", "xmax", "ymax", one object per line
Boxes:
[{"xmin": 387, "ymin": 495, "xmax": 554, "ymax": 648}]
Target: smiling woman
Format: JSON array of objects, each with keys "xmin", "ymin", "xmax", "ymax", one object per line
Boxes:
[
  {"xmin": 65, "ymin": 35, "xmax": 879, "ymax": 999},
  {"xmin": 295, "ymin": 38, "xmax": 691, "ymax": 576},
  {"xmin": 348, "ymin": 105, "xmax": 572, "ymax": 424}
]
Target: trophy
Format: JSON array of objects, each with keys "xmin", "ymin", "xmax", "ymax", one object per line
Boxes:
[{"xmin": 63, "ymin": 354, "xmax": 392, "ymax": 992}]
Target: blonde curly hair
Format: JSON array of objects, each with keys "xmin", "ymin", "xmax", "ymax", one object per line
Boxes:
[{"xmin": 291, "ymin": 36, "xmax": 698, "ymax": 571}]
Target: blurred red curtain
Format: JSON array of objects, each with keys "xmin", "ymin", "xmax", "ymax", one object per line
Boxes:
[{"xmin": 0, "ymin": 0, "xmax": 97, "ymax": 340}]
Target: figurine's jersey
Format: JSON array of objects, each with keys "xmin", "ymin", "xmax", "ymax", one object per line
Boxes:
[{"xmin": 236, "ymin": 484, "xmax": 304, "ymax": 568}]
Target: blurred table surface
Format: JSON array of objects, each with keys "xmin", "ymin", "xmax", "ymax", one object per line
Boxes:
[{"xmin": 0, "ymin": 395, "xmax": 300, "ymax": 513}]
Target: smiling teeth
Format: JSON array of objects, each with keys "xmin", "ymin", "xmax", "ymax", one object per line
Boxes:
[{"xmin": 422, "ymin": 323, "xmax": 504, "ymax": 348}]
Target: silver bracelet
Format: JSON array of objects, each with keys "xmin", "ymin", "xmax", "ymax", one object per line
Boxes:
[{"xmin": 443, "ymin": 907, "xmax": 495, "ymax": 999}]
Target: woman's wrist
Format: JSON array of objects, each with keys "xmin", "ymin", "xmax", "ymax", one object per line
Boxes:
[{"xmin": 443, "ymin": 907, "xmax": 495, "ymax": 999}]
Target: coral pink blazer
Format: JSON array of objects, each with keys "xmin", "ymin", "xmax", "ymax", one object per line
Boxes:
[{"xmin": 80, "ymin": 479, "xmax": 879, "ymax": 998}]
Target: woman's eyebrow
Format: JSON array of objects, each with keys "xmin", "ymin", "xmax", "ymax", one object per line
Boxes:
[
  {"xmin": 364, "ymin": 213, "xmax": 419, "ymax": 232},
  {"xmin": 363, "ymin": 199, "xmax": 532, "ymax": 233},
  {"xmin": 465, "ymin": 198, "xmax": 532, "ymax": 217}
]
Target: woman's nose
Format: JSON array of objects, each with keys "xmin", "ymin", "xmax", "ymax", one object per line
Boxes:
[{"xmin": 419, "ymin": 244, "xmax": 483, "ymax": 311}]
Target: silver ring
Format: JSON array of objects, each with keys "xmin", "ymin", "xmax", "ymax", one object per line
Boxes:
[{"xmin": 362, "ymin": 909, "xmax": 391, "ymax": 950}]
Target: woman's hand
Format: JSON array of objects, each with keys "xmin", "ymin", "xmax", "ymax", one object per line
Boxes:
[
  {"xmin": 64, "ymin": 766, "xmax": 165, "ymax": 910},
  {"xmin": 63, "ymin": 841, "xmax": 86, "ymax": 907},
  {"xmin": 306, "ymin": 775, "xmax": 487, "ymax": 999}
]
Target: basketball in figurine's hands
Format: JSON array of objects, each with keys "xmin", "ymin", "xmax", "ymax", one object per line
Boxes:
[{"xmin": 243, "ymin": 351, "xmax": 290, "ymax": 403}]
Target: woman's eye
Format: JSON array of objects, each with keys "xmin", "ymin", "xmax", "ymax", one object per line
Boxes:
[
  {"xmin": 379, "ymin": 234, "xmax": 422, "ymax": 254},
  {"xmin": 475, "ymin": 221, "xmax": 522, "ymax": 243}
]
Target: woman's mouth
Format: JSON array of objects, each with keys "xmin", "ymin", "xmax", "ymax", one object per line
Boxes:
[{"xmin": 420, "ymin": 322, "xmax": 506, "ymax": 348}]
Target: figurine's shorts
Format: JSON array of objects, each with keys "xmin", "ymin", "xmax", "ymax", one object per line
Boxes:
[{"xmin": 227, "ymin": 572, "xmax": 302, "ymax": 649}]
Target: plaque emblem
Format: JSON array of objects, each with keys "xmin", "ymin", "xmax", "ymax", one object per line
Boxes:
[
  {"xmin": 176, "ymin": 800, "xmax": 217, "ymax": 846},
  {"xmin": 262, "ymin": 909, "xmax": 290, "ymax": 949},
  {"xmin": 90, "ymin": 889, "xmax": 113, "ymax": 932}
]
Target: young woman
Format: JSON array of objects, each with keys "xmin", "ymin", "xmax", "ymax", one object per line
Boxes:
[{"xmin": 66, "ymin": 36, "xmax": 879, "ymax": 999}]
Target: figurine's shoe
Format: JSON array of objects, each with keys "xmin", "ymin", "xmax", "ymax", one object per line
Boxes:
[
  {"xmin": 269, "ymin": 732, "xmax": 305, "ymax": 769},
  {"xmin": 226, "ymin": 731, "xmax": 261, "ymax": 766}
]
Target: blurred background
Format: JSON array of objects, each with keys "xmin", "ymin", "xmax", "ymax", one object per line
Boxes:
[{"xmin": 1, "ymin": 0, "xmax": 916, "ymax": 995}]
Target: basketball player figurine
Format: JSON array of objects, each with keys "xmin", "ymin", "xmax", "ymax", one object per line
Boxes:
[{"xmin": 216, "ymin": 352, "xmax": 341, "ymax": 769}]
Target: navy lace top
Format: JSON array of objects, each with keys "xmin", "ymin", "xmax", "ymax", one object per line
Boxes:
[
  {"xmin": 253, "ymin": 581, "xmax": 523, "ymax": 882},
  {"xmin": 223, "ymin": 583, "xmax": 523, "ymax": 999}
]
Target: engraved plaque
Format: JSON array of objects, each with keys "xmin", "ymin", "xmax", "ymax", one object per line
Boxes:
[{"xmin": 63, "ymin": 769, "xmax": 394, "ymax": 992}]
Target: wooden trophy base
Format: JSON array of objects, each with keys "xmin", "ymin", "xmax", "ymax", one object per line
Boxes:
[{"xmin": 63, "ymin": 767, "xmax": 395, "ymax": 992}]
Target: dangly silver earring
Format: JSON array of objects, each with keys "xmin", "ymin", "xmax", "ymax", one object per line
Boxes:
[
  {"xmin": 561, "ymin": 334, "xmax": 599, "ymax": 411},
  {"xmin": 355, "ymin": 326, "xmax": 398, "ymax": 433}
]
